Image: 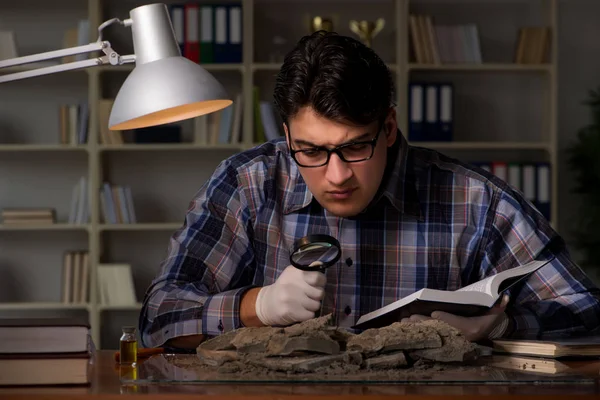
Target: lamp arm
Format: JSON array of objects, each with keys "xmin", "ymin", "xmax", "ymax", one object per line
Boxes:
[{"xmin": 0, "ymin": 16, "xmax": 135, "ymax": 84}]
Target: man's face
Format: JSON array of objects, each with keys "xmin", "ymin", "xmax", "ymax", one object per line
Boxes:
[{"xmin": 284, "ymin": 107, "xmax": 397, "ymax": 218}]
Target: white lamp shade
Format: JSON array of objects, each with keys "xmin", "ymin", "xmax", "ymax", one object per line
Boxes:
[
  {"xmin": 108, "ymin": 56, "xmax": 232, "ymax": 130},
  {"xmin": 107, "ymin": 3, "xmax": 232, "ymax": 131}
]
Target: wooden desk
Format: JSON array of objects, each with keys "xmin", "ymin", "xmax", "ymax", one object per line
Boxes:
[{"xmin": 0, "ymin": 350, "xmax": 598, "ymax": 398}]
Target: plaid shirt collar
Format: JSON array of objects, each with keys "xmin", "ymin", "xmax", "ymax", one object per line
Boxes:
[{"xmin": 283, "ymin": 130, "xmax": 424, "ymax": 220}]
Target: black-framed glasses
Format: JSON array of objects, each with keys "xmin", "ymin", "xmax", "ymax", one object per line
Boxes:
[{"xmin": 289, "ymin": 125, "xmax": 383, "ymax": 168}]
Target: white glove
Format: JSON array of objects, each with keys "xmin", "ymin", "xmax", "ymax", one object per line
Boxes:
[{"xmin": 255, "ymin": 264, "xmax": 327, "ymax": 326}]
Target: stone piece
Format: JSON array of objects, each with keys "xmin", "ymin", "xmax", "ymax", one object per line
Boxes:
[
  {"xmin": 283, "ymin": 313, "xmax": 334, "ymax": 337},
  {"xmin": 408, "ymin": 319, "xmax": 478, "ymax": 363},
  {"xmin": 197, "ymin": 348, "xmax": 239, "ymax": 367},
  {"xmin": 198, "ymin": 329, "xmax": 240, "ymax": 351},
  {"xmin": 363, "ymin": 351, "xmax": 408, "ymax": 369},
  {"xmin": 230, "ymin": 326, "xmax": 283, "ymax": 354},
  {"xmin": 347, "ymin": 321, "xmax": 442, "ymax": 356},
  {"xmin": 248, "ymin": 352, "xmax": 362, "ymax": 373},
  {"xmin": 266, "ymin": 330, "xmax": 340, "ymax": 356}
]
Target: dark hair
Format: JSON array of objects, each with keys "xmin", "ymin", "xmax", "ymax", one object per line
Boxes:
[{"xmin": 273, "ymin": 30, "xmax": 394, "ymax": 127}]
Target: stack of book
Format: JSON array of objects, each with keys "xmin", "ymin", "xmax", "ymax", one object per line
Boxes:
[
  {"xmin": 62, "ymin": 251, "xmax": 90, "ymax": 305},
  {"xmin": 1, "ymin": 208, "xmax": 55, "ymax": 225},
  {"xmin": 0, "ymin": 317, "xmax": 92, "ymax": 386}
]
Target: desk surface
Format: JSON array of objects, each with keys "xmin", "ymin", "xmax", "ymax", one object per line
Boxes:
[{"xmin": 0, "ymin": 350, "xmax": 599, "ymax": 398}]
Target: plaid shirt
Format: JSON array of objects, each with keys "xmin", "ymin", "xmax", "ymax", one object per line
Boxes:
[{"xmin": 139, "ymin": 133, "xmax": 600, "ymax": 347}]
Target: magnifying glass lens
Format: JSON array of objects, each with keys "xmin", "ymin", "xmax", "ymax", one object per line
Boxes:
[{"xmin": 291, "ymin": 242, "xmax": 340, "ymax": 269}]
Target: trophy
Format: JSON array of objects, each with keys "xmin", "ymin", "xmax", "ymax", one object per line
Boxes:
[
  {"xmin": 349, "ymin": 18, "xmax": 385, "ymax": 48},
  {"xmin": 310, "ymin": 16, "xmax": 335, "ymax": 33}
]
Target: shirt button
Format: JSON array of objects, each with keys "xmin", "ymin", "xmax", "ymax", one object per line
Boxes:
[
  {"xmin": 345, "ymin": 258, "xmax": 353, "ymax": 266},
  {"xmin": 344, "ymin": 305, "xmax": 352, "ymax": 315},
  {"xmin": 218, "ymin": 320, "xmax": 224, "ymax": 332}
]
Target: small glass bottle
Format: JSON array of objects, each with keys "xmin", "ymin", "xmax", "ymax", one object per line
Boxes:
[{"xmin": 119, "ymin": 326, "xmax": 138, "ymax": 365}]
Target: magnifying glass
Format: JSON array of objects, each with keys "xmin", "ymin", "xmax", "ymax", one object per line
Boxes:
[{"xmin": 290, "ymin": 234, "xmax": 341, "ymax": 273}]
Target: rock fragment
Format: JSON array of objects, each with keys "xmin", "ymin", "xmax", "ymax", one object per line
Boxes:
[
  {"xmin": 364, "ymin": 351, "xmax": 408, "ymax": 369},
  {"xmin": 283, "ymin": 313, "xmax": 334, "ymax": 337},
  {"xmin": 347, "ymin": 320, "xmax": 442, "ymax": 356},
  {"xmin": 198, "ymin": 329, "xmax": 239, "ymax": 351},
  {"xmin": 266, "ymin": 330, "xmax": 340, "ymax": 356},
  {"xmin": 230, "ymin": 326, "xmax": 283, "ymax": 353}
]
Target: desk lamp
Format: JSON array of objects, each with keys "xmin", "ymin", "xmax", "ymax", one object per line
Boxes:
[{"xmin": 0, "ymin": 3, "xmax": 232, "ymax": 129}]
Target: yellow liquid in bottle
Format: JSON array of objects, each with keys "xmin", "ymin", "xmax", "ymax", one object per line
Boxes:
[{"xmin": 120, "ymin": 339, "xmax": 138, "ymax": 364}]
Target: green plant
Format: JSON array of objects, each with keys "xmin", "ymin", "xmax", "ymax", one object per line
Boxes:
[{"xmin": 566, "ymin": 86, "xmax": 600, "ymax": 268}]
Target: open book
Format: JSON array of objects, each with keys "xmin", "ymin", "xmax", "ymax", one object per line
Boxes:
[{"xmin": 353, "ymin": 258, "xmax": 553, "ymax": 330}]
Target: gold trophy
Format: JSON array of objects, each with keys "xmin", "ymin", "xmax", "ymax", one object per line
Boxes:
[
  {"xmin": 349, "ymin": 18, "xmax": 385, "ymax": 48},
  {"xmin": 310, "ymin": 16, "xmax": 334, "ymax": 33}
]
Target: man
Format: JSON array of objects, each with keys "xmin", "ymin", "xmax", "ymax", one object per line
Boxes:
[{"xmin": 138, "ymin": 31, "xmax": 600, "ymax": 349}]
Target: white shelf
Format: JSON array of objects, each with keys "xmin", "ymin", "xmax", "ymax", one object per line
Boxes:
[
  {"xmin": 98, "ymin": 303, "xmax": 142, "ymax": 312},
  {"xmin": 98, "ymin": 143, "xmax": 244, "ymax": 152},
  {"xmin": 0, "ymin": 302, "xmax": 90, "ymax": 310},
  {"xmin": 408, "ymin": 63, "xmax": 553, "ymax": 73},
  {"xmin": 0, "ymin": 223, "xmax": 90, "ymax": 231},
  {"xmin": 408, "ymin": 141, "xmax": 551, "ymax": 151},
  {"xmin": 253, "ymin": 62, "xmax": 398, "ymax": 72},
  {"xmin": 98, "ymin": 223, "xmax": 182, "ymax": 231},
  {"xmin": 98, "ymin": 63, "xmax": 244, "ymax": 73},
  {"xmin": 0, "ymin": 144, "xmax": 88, "ymax": 152}
]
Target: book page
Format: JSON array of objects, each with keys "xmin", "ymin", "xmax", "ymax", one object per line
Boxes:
[
  {"xmin": 455, "ymin": 258, "xmax": 553, "ymax": 298},
  {"xmin": 456, "ymin": 275, "xmax": 494, "ymax": 295}
]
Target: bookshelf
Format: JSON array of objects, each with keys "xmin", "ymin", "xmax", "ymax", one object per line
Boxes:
[{"xmin": 0, "ymin": 0, "xmax": 558, "ymax": 349}]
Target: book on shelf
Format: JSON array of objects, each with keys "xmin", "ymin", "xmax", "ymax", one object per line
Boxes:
[
  {"xmin": 0, "ymin": 317, "xmax": 92, "ymax": 386},
  {"xmin": 59, "ymin": 102, "xmax": 89, "ymax": 145},
  {"xmin": 409, "ymin": 14, "xmax": 482, "ymax": 65},
  {"xmin": 492, "ymin": 337, "xmax": 600, "ymax": 359},
  {"xmin": 68, "ymin": 176, "xmax": 89, "ymax": 224},
  {"xmin": 1, "ymin": 208, "xmax": 55, "ymax": 225},
  {"xmin": 62, "ymin": 250, "xmax": 90, "ymax": 305},
  {"xmin": 253, "ymin": 86, "xmax": 282, "ymax": 144},
  {"xmin": 97, "ymin": 99, "xmax": 123, "ymax": 145},
  {"xmin": 353, "ymin": 258, "xmax": 553, "ymax": 330},
  {"xmin": 408, "ymin": 82, "xmax": 453, "ymax": 142},
  {"xmin": 194, "ymin": 92, "xmax": 243, "ymax": 145},
  {"xmin": 515, "ymin": 26, "xmax": 552, "ymax": 64},
  {"xmin": 97, "ymin": 263, "xmax": 137, "ymax": 306},
  {"xmin": 168, "ymin": 2, "xmax": 242, "ymax": 64},
  {"xmin": 61, "ymin": 19, "xmax": 89, "ymax": 64},
  {"xmin": 472, "ymin": 161, "xmax": 551, "ymax": 224},
  {"xmin": 100, "ymin": 182, "xmax": 137, "ymax": 224},
  {"xmin": 0, "ymin": 30, "xmax": 18, "ymax": 60}
]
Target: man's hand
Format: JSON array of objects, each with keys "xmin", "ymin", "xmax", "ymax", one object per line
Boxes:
[
  {"xmin": 402, "ymin": 294, "xmax": 511, "ymax": 342},
  {"xmin": 254, "ymin": 265, "xmax": 326, "ymax": 327}
]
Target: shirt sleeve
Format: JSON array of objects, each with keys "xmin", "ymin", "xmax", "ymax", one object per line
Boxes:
[
  {"xmin": 138, "ymin": 159, "xmax": 257, "ymax": 348},
  {"xmin": 479, "ymin": 187, "xmax": 600, "ymax": 340}
]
